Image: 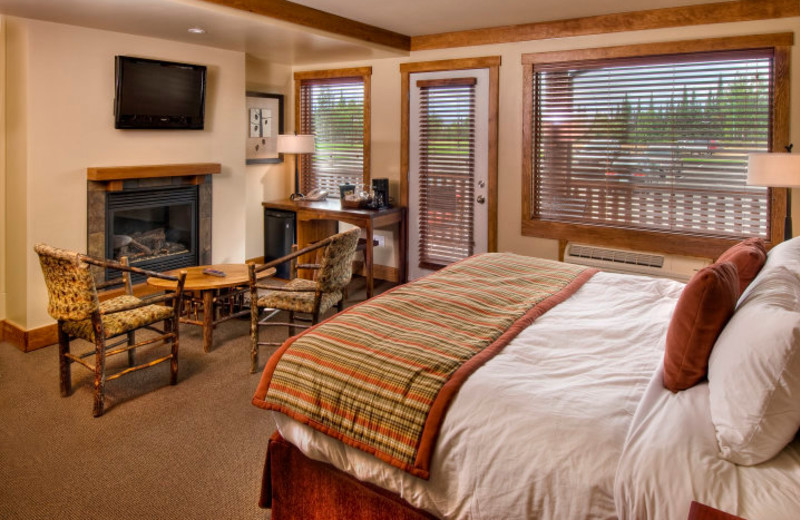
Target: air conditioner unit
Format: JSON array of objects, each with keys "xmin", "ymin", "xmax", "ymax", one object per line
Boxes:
[{"xmin": 564, "ymin": 242, "xmax": 710, "ymax": 282}]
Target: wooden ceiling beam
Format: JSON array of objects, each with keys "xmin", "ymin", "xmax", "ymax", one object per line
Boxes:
[
  {"xmin": 411, "ymin": 0, "xmax": 800, "ymax": 51},
  {"xmin": 197, "ymin": 0, "xmax": 411, "ymax": 51}
]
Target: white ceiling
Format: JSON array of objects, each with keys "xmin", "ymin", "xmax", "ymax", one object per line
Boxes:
[
  {"xmin": 290, "ymin": 0, "xmax": 712, "ymax": 36},
  {"xmin": 0, "ymin": 0, "xmax": 722, "ymax": 64}
]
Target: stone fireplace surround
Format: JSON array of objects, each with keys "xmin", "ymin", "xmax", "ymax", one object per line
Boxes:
[{"xmin": 86, "ymin": 163, "xmax": 220, "ymax": 282}]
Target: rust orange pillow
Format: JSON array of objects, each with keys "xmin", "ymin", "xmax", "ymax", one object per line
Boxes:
[
  {"xmin": 716, "ymin": 238, "xmax": 767, "ymax": 295},
  {"xmin": 663, "ymin": 262, "xmax": 739, "ymax": 392}
]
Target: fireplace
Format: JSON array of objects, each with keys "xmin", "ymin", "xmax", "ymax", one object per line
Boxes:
[
  {"xmin": 106, "ymin": 186, "xmax": 198, "ymax": 282},
  {"xmin": 87, "ymin": 163, "xmax": 219, "ymax": 284}
]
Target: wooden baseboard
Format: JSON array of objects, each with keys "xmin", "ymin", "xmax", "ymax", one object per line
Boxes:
[{"xmin": 1, "ymin": 320, "xmax": 57, "ymax": 352}]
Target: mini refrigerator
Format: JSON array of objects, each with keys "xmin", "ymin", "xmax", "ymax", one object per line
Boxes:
[{"xmin": 264, "ymin": 209, "xmax": 296, "ymax": 280}]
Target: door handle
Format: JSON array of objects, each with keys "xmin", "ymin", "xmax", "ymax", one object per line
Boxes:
[{"xmin": 476, "ymin": 195, "xmax": 486, "ymax": 204}]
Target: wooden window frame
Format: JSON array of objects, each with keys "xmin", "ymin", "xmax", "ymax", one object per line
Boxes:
[
  {"xmin": 400, "ymin": 56, "xmax": 501, "ymax": 253},
  {"xmin": 294, "ymin": 67, "xmax": 372, "ymax": 193},
  {"xmin": 521, "ymin": 33, "xmax": 792, "ymax": 259}
]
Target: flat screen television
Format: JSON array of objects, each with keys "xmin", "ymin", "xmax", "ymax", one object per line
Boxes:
[{"xmin": 114, "ymin": 56, "xmax": 206, "ymax": 130}]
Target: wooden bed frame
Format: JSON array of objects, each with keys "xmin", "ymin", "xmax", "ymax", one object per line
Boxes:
[
  {"xmin": 261, "ymin": 432, "xmax": 745, "ymax": 520},
  {"xmin": 262, "ymin": 433, "xmax": 436, "ymax": 520}
]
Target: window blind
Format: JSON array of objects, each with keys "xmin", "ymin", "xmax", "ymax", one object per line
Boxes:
[
  {"xmin": 417, "ymin": 77, "xmax": 477, "ymax": 269},
  {"xmin": 533, "ymin": 49, "xmax": 773, "ymax": 239},
  {"xmin": 299, "ymin": 77, "xmax": 366, "ymax": 196}
]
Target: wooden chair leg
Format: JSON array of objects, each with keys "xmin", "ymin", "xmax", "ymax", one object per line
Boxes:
[
  {"xmin": 57, "ymin": 322, "xmax": 71, "ymax": 397},
  {"xmin": 91, "ymin": 315, "xmax": 106, "ymax": 418},
  {"xmin": 289, "ymin": 311, "xmax": 297, "ymax": 337},
  {"xmin": 127, "ymin": 331, "xmax": 136, "ymax": 367},
  {"xmin": 251, "ymin": 306, "xmax": 260, "ymax": 374},
  {"xmin": 168, "ymin": 318, "xmax": 179, "ymax": 386}
]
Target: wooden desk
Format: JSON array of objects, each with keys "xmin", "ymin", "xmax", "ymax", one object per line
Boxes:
[
  {"xmin": 262, "ymin": 199, "xmax": 407, "ymax": 299},
  {"xmin": 147, "ymin": 264, "xmax": 275, "ymax": 353}
]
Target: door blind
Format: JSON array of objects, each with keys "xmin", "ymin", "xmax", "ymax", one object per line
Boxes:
[
  {"xmin": 299, "ymin": 77, "xmax": 365, "ymax": 196},
  {"xmin": 533, "ymin": 49, "xmax": 773, "ymax": 239},
  {"xmin": 417, "ymin": 77, "xmax": 477, "ymax": 269}
]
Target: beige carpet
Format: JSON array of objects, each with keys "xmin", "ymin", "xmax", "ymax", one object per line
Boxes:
[{"xmin": 0, "ymin": 278, "xmax": 387, "ymax": 520}]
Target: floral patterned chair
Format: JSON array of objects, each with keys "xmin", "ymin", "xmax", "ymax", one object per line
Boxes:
[
  {"xmin": 248, "ymin": 227, "xmax": 361, "ymax": 373},
  {"xmin": 34, "ymin": 244, "xmax": 187, "ymax": 417}
]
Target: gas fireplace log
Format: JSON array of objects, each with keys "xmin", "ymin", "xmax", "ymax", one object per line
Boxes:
[{"xmin": 113, "ymin": 234, "xmax": 153, "ymax": 255}]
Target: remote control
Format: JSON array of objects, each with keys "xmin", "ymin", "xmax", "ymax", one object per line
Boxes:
[{"xmin": 203, "ymin": 268, "xmax": 227, "ymax": 277}]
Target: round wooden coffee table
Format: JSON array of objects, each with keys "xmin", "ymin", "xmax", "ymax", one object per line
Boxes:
[{"xmin": 147, "ymin": 264, "xmax": 275, "ymax": 352}]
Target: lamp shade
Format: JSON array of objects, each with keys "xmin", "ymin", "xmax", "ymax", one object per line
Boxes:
[
  {"xmin": 277, "ymin": 134, "xmax": 315, "ymax": 154},
  {"xmin": 747, "ymin": 152, "xmax": 800, "ymax": 188}
]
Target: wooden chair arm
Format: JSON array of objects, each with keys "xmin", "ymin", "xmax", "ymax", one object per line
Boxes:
[
  {"xmin": 253, "ymin": 285, "xmax": 317, "ymax": 293},
  {"xmin": 252, "ymin": 235, "xmax": 336, "ymax": 274},
  {"xmin": 79, "ymin": 254, "xmax": 182, "ymax": 282},
  {"xmin": 295, "ymin": 263, "xmax": 321, "ymax": 271}
]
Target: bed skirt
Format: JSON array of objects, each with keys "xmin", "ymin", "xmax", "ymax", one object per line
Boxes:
[{"xmin": 262, "ymin": 432, "xmax": 438, "ymax": 520}]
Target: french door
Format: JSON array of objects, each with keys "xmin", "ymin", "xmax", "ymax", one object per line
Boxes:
[{"xmin": 408, "ymin": 68, "xmax": 490, "ymax": 280}]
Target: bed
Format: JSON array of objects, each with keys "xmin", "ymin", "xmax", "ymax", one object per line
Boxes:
[{"xmin": 252, "ymin": 238, "xmax": 800, "ymax": 519}]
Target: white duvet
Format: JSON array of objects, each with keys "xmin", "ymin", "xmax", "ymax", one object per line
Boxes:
[
  {"xmin": 615, "ymin": 363, "xmax": 800, "ymax": 520},
  {"xmin": 271, "ymin": 271, "xmax": 800, "ymax": 519}
]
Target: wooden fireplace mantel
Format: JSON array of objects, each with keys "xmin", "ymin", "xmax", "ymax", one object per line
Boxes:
[{"xmin": 87, "ymin": 162, "xmax": 221, "ymax": 187}]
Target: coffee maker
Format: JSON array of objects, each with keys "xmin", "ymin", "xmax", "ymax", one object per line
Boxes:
[{"xmin": 369, "ymin": 178, "xmax": 390, "ymax": 209}]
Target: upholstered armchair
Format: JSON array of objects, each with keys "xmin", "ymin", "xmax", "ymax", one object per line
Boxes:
[
  {"xmin": 248, "ymin": 227, "xmax": 361, "ymax": 373},
  {"xmin": 34, "ymin": 244, "xmax": 187, "ymax": 417}
]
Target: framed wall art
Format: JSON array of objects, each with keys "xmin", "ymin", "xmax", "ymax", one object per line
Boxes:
[{"xmin": 246, "ymin": 91, "xmax": 285, "ymax": 164}]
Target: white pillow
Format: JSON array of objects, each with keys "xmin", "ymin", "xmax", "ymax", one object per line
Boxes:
[
  {"xmin": 708, "ymin": 264, "xmax": 800, "ymax": 465},
  {"xmin": 738, "ymin": 236, "xmax": 800, "ymax": 304}
]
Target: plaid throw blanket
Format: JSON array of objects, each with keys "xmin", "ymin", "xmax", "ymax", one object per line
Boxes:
[{"xmin": 253, "ymin": 253, "xmax": 596, "ymax": 478}]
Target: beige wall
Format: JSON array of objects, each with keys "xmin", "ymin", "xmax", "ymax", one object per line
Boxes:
[
  {"xmin": 5, "ymin": 17, "xmax": 29, "ymax": 327},
  {"xmin": 5, "ymin": 17, "xmax": 246, "ymax": 329},
  {"xmin": 293, "ymin": 16, "xmax": 800, "ymax": 265},
  {"xmin": 0, "ymin": 17, "xmax": 7, "ymax": 321},
  {"xmin": 244, "ymin": 56, "xmax": 293, "ymax": 261}
]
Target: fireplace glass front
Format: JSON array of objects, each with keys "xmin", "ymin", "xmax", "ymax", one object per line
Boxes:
[{"xmin": 106, "ymin": 186, "xmax": 199, "ymax": 282}]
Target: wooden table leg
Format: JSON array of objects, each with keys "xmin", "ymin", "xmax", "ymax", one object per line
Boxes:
[
  {"xmin": 399, "ymin": 208, "xmax": 408, "ymax": 284},
  {"xmin": 365, "ymin": 223, "xmax": 374, "ymax": 299},
  {"xmin": 202, "ymin": 290, "xmax": 214, "ymax": 352}
]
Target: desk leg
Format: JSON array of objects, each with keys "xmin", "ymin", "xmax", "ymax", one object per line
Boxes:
[
  {"xmin": 365, "ymin": 224, "xmax": 374, "ymax": 299},
  {"xmin": 202, "ymin": 290, "xmax": 214, "ymax": 353}
]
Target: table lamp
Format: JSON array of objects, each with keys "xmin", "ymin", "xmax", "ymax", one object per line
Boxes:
[
  {"xmin": 277, "ymin": 134, "xmax": 315, "ymax": 200},
  {"xmin": 747, "ymin": 147, "xmax": 800, "ymax": 241}
]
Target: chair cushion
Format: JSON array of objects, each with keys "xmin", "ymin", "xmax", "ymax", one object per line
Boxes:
[
  {"xmin": 316, "ymin": 228, "xmax": 361, "ymax": 292},
  {"xmin": 62, "ymin": 295, "xmax": 175, "ymax": 341},
  {"xmin": 34, "ymin": 243, "xmax": 100, "ymax": 321},
  {"xmin": 257, "ymin": 278, "xmax": 343, "ymax": 315}
]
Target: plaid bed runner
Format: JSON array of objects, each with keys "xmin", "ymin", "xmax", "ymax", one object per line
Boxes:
[{"xmin": 253, "ymin": 253, "xmax": 596, "ymax": 478}]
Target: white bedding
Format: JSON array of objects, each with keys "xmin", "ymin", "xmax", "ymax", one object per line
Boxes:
[
  {"xmin": 273, "ymin": 272, "xmax": 685, "ymax": 519},
  {"xmin": 615, "ymin": 363, "xmax": 800, "ymax": 520}
]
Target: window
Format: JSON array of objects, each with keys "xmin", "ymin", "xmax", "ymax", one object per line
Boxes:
[
  {"xmin": 522, "ymin": 34, "xmax": 791, "ymax": 258},
  {"xmin": 295, "ymin": 67, "xmax": 371, "ymax": 197},
  {"xmin": 416, "ymin": 77, "xmax": 477, "ymax": 268}
]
